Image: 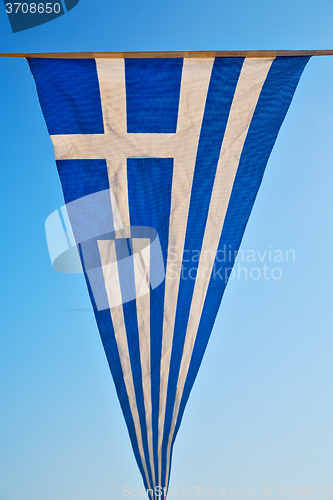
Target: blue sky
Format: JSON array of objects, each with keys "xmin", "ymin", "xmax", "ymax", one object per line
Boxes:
[{"xmin": 0, "ymin": 1, "xmax": 333, "ymax": 499}]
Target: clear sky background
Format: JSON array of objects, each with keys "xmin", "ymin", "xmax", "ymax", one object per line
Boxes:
[{"xmin": 0, "ymin": 1, "xmax": 333, "ymax": 499}]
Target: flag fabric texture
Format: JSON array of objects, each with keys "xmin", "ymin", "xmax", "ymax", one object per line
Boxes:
[{"xmin": 28, "ymin": 55, "xmax": 309, "ymax": 499}]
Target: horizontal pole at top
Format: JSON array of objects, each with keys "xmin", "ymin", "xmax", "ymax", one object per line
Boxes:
[{"xmin": 0, "ymin": 49, "xmax": 333, "ymax": 59}]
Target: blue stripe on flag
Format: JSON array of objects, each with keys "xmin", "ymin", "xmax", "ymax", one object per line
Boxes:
[
  {"xmin": 28, "ymin": 59, "xmax": 104, "ymax": 135},
  {"xmin": 169, "ymin": 56, "xmax": 310, "ymax": 477},
  {"xmin": 161, "ymin": 57, "xmax": 244, "ymax": 487},
  {"xmin": 82, "ymin": 269, "xmax": 151, "ymax": 493},
  {"xmin": 125, "ymin": 59, "xmax": 183, "ymax": 133},
  {"xmin": 121, "ymin": 294, "xmax": 154, "ymax": 489},
  {"xmin": 114, "ymin": 235, "xmax": 154, "ymax": 488},
  {"xmin": 56, "ymin": 159, "xmax": 109, "ymax": 203},
  {"xmin": 56, "ymin": 156, "xmax": 150, "ymax": 490},
  {"xmin": 127, "ymin": 158, "xmax": 174, "ymax": 488}
]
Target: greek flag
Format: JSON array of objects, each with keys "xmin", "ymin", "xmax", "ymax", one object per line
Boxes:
[{"xmin": 29, "ymin": 54, "xmax": 309, "ymax": 499}]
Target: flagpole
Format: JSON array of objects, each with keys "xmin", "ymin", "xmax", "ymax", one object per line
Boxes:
[{"xmin": 0, "ymin": 50, "xmax": 333, "ymax": 59}]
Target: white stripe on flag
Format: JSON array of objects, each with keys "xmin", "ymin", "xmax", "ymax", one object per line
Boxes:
[
  {"xmin": 97, "ymin": 59, "xmax": 152, "ymax": 489},
  {"xmin": 131, "ymin": 237, "xmax": 155, "ymax": 483},
  {"xmin": 98, "ymin": 239, "xmax": 151, "ymax": 489},
  {"xmin": 157, "ymin": 58, "xmax": 214, "ymax": 487}
]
